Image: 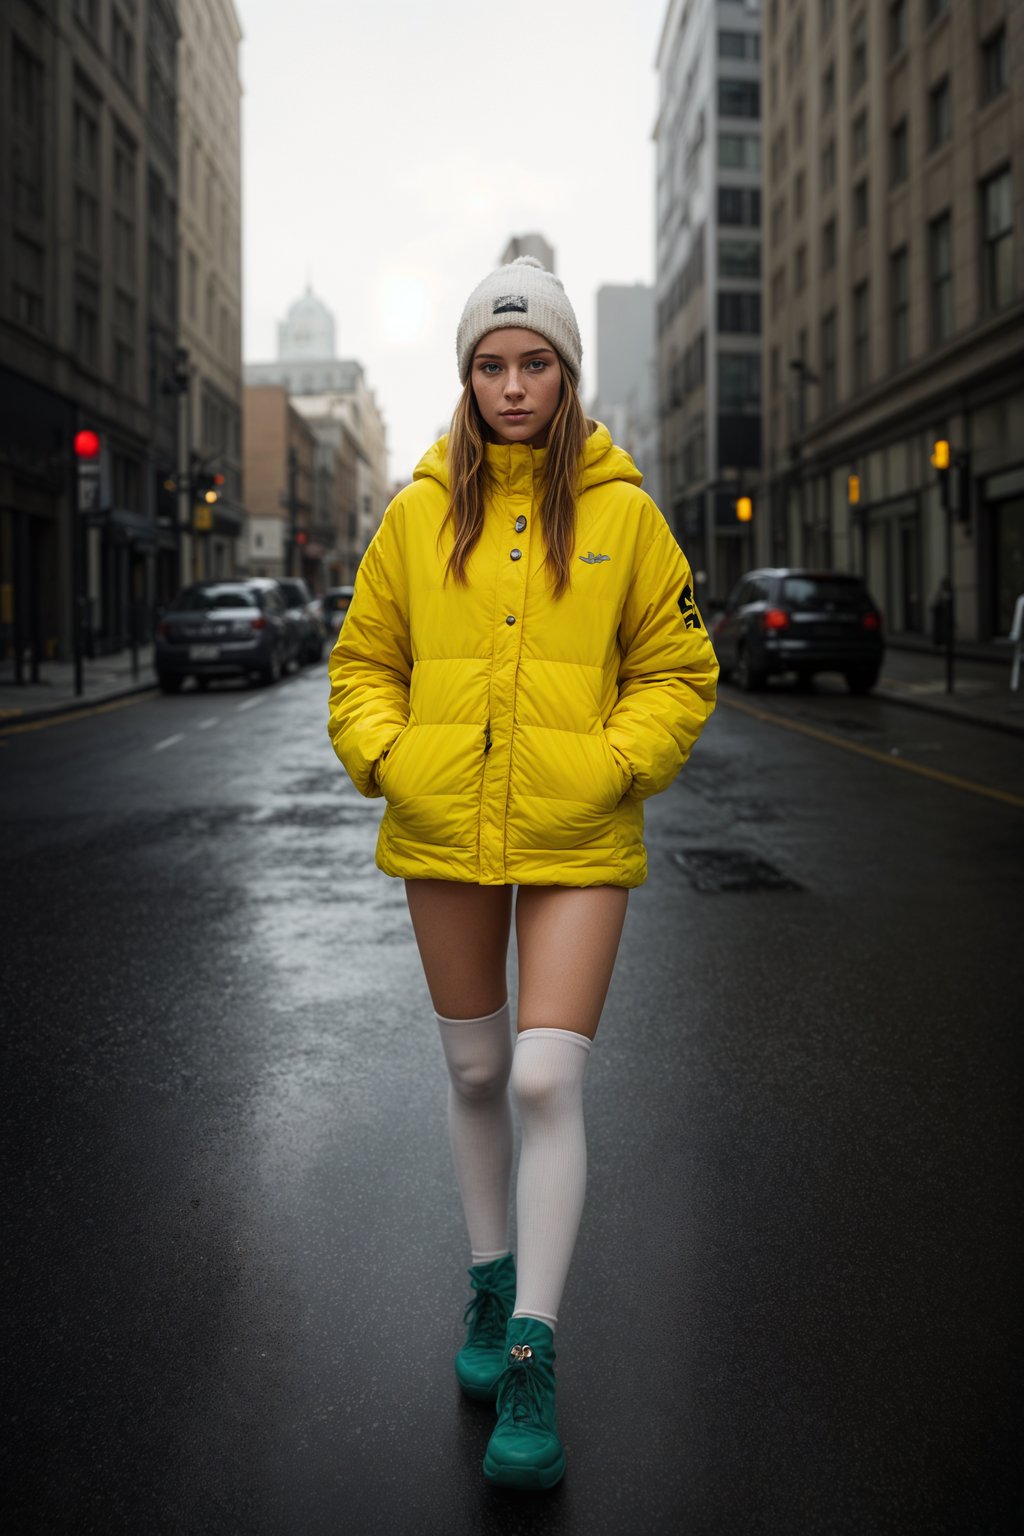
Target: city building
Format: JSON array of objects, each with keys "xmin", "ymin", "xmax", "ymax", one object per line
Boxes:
[
  {"xmin": 654, "ymin": 0, "xmax": 764, "ymax": 603},
  {"xmin": 0, "ymin": 0, "xmax": 183, "ymax": 673},
  {"xmin": 175, "ymin": 0, "xmax": 245, "ymax": 585},
  {"xmin": 761, "ymin": 0, "xmax": 1024, "ymax": 641},
  {"xmin": 245, "ymin": 287, "xmax": 389, "ymax": 579},
  {"xmin": 500, "ymin": 233, "xmax": 556, "ymax": 272},
  {"xmin": 242, "ymin": 386, "xmax": 319, "ymax": 582},
  {"xmin": 590, "ymin": 283, "xmax": 661, "ymax": 506}
]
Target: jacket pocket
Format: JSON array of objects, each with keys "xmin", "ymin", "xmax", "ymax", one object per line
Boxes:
[
  {"xmin": 377, "ymin": 724, "xmax": 412, "ymax": 799},
  {"xmin": 602, "ymin": 734, "xmax": 632, "ymax": 804}
]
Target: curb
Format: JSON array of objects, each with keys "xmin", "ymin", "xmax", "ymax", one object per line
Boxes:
[
  {"xmin": 874, "ymin": 686, "xmax": 1024, "ymax": 740},
  {"xmin": 0, "ymin": 678, "xmax": 159, "ymax": 730}
]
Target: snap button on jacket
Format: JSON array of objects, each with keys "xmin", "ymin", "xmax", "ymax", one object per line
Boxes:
[{"xmin": 327, "ymin": 424, "xmax": 718, "ymax": 888}]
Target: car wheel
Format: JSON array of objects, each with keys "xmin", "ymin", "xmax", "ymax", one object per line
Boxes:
[
  {"xmin": 195, "ymin": 676, "xmax": 210, "ymax": 691},
  {"xmin": 259, "ymin": 647, "xmax": 282, "ymax": 686},
  {"xmin": 735, "ymin": 642, "xmax": 765, "ymax": 693},
  {"xmin": 158, "ymin": 673, "xmax": 183, "ymax": 694},
  {"xmin": 794, "ymin": 669, "xmax": 815, "ymax": 691},
  {"xmin": 845, "ymin": 665, "xmax": 880, "ymax": 695}
]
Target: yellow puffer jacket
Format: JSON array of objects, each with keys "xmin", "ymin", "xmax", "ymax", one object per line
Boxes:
[{"xmin": 328, "ymin": 424, "xmax": 718, "ymax": 887}]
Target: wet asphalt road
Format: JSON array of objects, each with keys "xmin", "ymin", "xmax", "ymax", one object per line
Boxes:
[{"xmin": 2, "ymin": 665, "xmax": 1022, "ymax": 1536}]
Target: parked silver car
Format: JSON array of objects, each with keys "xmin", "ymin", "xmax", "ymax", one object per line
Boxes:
[
  {"xmin": 155, "ymin": 578, "xmax": 295, "ymax": 692},
  {"xmin": 276, "ymin": 577, "xmax": 325, "ymax": 663}
]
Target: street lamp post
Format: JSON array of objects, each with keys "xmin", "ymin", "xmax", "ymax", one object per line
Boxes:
[{"xmin": 931, "ymin": 439, "xmax": 954, "ymax": 695}]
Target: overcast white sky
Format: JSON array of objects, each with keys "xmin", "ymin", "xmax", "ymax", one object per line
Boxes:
[{"xmin": 238, "ymin": 0, "xmax": 669, "ymax": 482}]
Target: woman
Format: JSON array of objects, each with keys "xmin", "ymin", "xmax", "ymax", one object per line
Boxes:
[{"xmin": 328, "ymin": 255, "xmax": 717, "ymax": 1490}]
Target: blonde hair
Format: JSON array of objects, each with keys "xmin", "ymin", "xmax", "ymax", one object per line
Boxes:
[{"xmin": 442, "ymin": 359, "xmax": 589, "ymax": 599}]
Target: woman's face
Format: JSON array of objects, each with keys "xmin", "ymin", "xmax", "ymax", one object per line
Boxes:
[{"xmin": 471, "ymin": 328, "xmax": 563, "ymax": 447}]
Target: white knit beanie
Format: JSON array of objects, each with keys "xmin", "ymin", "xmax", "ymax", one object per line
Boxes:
[{"xmin": 456, "ymin": 256, "xmax": 582, "ymax": 386}]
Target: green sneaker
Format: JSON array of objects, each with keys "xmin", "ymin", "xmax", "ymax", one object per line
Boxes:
[
  {"xmin": 454, "ymin": 1254, "xmax": 517, "ymax": 1402},
  {"xmin": 482, "ymin": 1317, "xmax": 566, "ymax": 1490}
]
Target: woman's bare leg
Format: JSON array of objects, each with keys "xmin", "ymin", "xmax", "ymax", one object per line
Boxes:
[
  {"xmin": 515, "ymin": 885, "xmax": 628, "ymax": 1038},
  {"xmin": 508, "ymin": 885, "xmax": 629, "ymax": 1328},
  {"xmin": 406, "ymin": 880, "xmax": 515, "ymax": 1264},
  {"xmin": 405, "ymin": 879, "xmax": 512, "ymax": 1018}
]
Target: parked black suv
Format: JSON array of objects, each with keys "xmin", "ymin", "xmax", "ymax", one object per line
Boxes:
[
  {"xmin": 156, "ymin": 578, "xmax": 295, "ymax": 691},
  {"xmin": 713, "ymin": 568, "xmax": 885, "ymax": 693},
  {"xmin": 276, "ymin": 577, "xmax": 325, "ymax": 664}
]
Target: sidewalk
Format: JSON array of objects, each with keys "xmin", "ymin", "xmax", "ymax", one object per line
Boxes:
[
  {"xmin": 0, "ymin": 636, "xmax": 1022, "ymax": 737},
  {"xmin": 876, "ymin": 637, "xmax": 1024, "ymax": 739},
  {"xmin": 0, "ymin": 645, "xmax": 157, "ymax": 727}
]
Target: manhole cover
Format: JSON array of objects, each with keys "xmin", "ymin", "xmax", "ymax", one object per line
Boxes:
[{"xmin": 671, "ymin": 848, "xmax": 803, "ymax": 893}]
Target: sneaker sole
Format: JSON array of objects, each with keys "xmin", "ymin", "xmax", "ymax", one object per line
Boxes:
[{"xmin": 482, "ymin": 1452, "xmax": 566, "ymax": 1490}]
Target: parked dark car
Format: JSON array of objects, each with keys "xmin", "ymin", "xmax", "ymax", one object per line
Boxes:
[
  {"xmin": 155, "ymin": 578, "xmax": 294, "ymax": 692},
  {"xmin": 713, "ymin": 568, "xmax": 885, "ymax": 693},
  {"xmin": 276, "ymin": 577, "xmax": 325, "ymax": 663},
  {"xmin": 322, "ymin": 585, "xmax": 355, "ymax": 636}
]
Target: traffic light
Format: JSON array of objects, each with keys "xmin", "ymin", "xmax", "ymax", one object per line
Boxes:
[
  {"xmin": 930, "ymin": 439, "xmax": 951, "ymax": 471},
  {"xmin": 74, "ymin": 428, "xmax": 103, "ymax": 512},
  {"xmin": 295, "ymin": 529, "xmax": 309, "ymax": 547},
  {"xmin": 74, "ymin": 429, "xmax": 101, "ymax": 461},
  {"xmin": 848, "ymin": 473, "xmax": 861, "ymax": 505},
  {"xmin": 193, "ymin": 470, "xmax": 225, "ymax": 506},
  {"xmin": 735, "ymin": 495, "xmax": 753, "ymax": 523}
]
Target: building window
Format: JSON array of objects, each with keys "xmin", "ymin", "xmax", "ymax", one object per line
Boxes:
[
  {"xmin": 718, "ymin": 186, "xmax": 761, "ymax": 226},
  {"xmin": 926, "ymin": 0, "xmax": 948, "ymax": 25},
  {"xmin": 852, "ymin": 282, "xmax": 870, "ymax": 390},
  {"xmin": 821, "ymin": 0, "xmax": 835, "ymax": 36},
  {"xmin": 75, "ymin": 272, "xmax": 100, "ymax": 368},
  {"xmin": 794, "ymin": 244, "xmax": 808, "ymax": 291},
  {"xmin": 718, "ymin": 292, "xmax": 762, "ymax": 333},
  {"xmin": 794, "ymin": 97, "xmax": 805, "ymax": 147},
  {"xmin": 928, "ymin": 77, "xmax": 951, "ymax": 151},
  {"xmin": 187, "ymin": 251, "xmax": 198, "ymax": 318},
  {"xmin": 821, "ymin": 139, "xmax": 836, "ymax": 192},
  {"xmin": 719, "ymin": 133, "xmax": 761, "ymax": 170},
  {"xmin": 74, "ymin": 0, "xmax": 99, "ymax": 26},
  {"xmin": 718, "ymin": 352, "xmax": 761, "ymax": 410},
  {"xmin": 981, "ymin": 28, "xmax": 1008, "ymax": 105},
  {"xmin": 982, "ymin": 167, "xmax": 1014, "ymax": 313},
  {"xmin": 12, "ymin": 235, "xmax": 44, "ymax": 330},
  {"xmin": 794, "ymin": 170, "xmax": 805, "ymax": 218},
  {"xmin": 822, "ymin": 63, "xmax": 835, "ymax": 115},
  {"xmin": 75, "ymin": 188, "xmax": 99, "ymax": 254},
  {"xmin": 719, "ymin": 239, "xmax": 761, "ymax": 279},
  {"xmin": 890, "ymin": 119, "xmax": 908, "ymax": 186},
  {"xmin": 852, "ymin": 111, "xmax": 868, "ymax": 163},
  {"xmin": 889, "ymin": 0, "xmax": 907, "ymax": 57},
  {"xmin": 851, "ymin": 14, "xmax": 867, "ymax": 94},
  {"xmin": 890, "ymin": 247, "xmax": 909, "ymax": 369},
  {"xmin": 929, "ymin": 212, "xmax": 953, "ymax": 343},
  {"xmin": 772, "ymin": 265, "xmax": 787, "ymax": 312},
  {"xmin": 822, "ymin": 218, "xmax": 837, "ymax": 271},
  {"xmin": 112, "ymin": 10, "xmax": 135, "ymax": 89},
  {"xmin": 785, "ymin": 14, "xmax": 805, "ymax": 81},
  {"xmin": 853, "ymin": 178, "xmax": 869, "ymax": 231},
  {"xmin": 718, "ymin": 30, "xmax": 761, "ymax": 60},
  {"xmin": 821, "ymin": 310, "xmax": 837, "ymax": 410},
  {"xmin": 11, "ymin": 38, "xmax": 43, "ymax": 130},
  {"xmin": 718, "ymin": 79, "xmax": 761, "ymax": 119},
  {"xmin": 771, "ymin": 128, "xmax": 788, "ymax": 179}
]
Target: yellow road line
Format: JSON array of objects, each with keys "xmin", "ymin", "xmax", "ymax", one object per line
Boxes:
[
  {"xmin": 0, "ymin": 689, "xmax": 157, "ymax": 737},
  {"xmin": 719, "ymin": 694, "xmax": 1024, "ymax": 810}
]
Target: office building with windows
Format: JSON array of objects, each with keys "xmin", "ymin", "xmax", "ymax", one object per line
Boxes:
[
  {"xmin": 761, "ymin": 0, "xmax": 1024, "ymax": 640},
  {"xmin": 655, "ymin": 0, "xmax": 764, "ymax": 603}
]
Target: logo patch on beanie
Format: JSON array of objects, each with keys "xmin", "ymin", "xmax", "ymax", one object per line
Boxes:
[{"xmin": 493, "ymin": 294, "xmax": 528, "ymax": 314}]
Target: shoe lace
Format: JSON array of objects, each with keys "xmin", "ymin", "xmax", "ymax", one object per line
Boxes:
[
  {"xmin": 462, "ymin": 1283, "xmax": 509, "ymax": 1347},
  {"xmin": 495, "ymin": 1358, "xmax": 545, "ymax": 1426}
]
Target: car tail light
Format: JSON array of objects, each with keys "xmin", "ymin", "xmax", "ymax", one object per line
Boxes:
[
  {"xmin": 761, "ymin": 608, "xmax": 790, "ymax": 631},
  {"xmin": 861, "ymin": 612, "xmax": 881, "ymax": 631},
  {"xmin": 250, "ymin": 616, "xmax": 267, "ymax": 631}
]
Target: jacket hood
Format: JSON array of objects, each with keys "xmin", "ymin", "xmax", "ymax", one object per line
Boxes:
[{"xmin": 412, "ymin": 421, "xmax": 643, "ymax": 494}]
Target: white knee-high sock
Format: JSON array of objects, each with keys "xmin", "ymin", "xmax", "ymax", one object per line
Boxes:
[
  {"xmin": 510, "ymin": 1027, "xmax": 592, "ymax": 1331},
  {"xmin": 435, "ymin": 1001, "xmax": 514, "ymax": 1264}
]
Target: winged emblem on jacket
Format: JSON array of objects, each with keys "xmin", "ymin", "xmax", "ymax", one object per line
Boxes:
[{"xmin": 578, "ymin": 551, "xmax": 611, "ymax": 564}]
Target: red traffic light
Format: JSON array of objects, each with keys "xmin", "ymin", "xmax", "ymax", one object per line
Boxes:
[
  {"xmin": 295, "ymin": 530, "xmax": 309, "ymax": 546},
  {"xmin": 74, "ymin": 429, "xmax": 101, "ymax": 459},
  {"xmin": 213, "ymin": 472, "xmax": 225, "ymax": 486}
]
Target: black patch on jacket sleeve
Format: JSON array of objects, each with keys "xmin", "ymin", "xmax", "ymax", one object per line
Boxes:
[{"xmin": 678, "ymin": 583, "xmax": 703, "ymax": 630}]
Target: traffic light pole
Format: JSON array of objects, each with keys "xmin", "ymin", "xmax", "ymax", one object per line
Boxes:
[{"xmin": 941, "ymin": 468, "xmax": 954, "ymax": 695}]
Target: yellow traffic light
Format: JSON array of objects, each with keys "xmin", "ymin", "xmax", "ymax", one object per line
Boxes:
[
  {"xmin": 848, "ymin": 473, "xmax": 861, "ymax": 505},
  {"xmin": 736, "ymin": 495, "xmax": 753, "ymax": 522},
  {"xmin": 204, "ymin": 489, "xmax": 218, "ymax": 504},
  {"xmin": 931, "ymin": 439, "xmax": 951, "ymax": 471}
]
